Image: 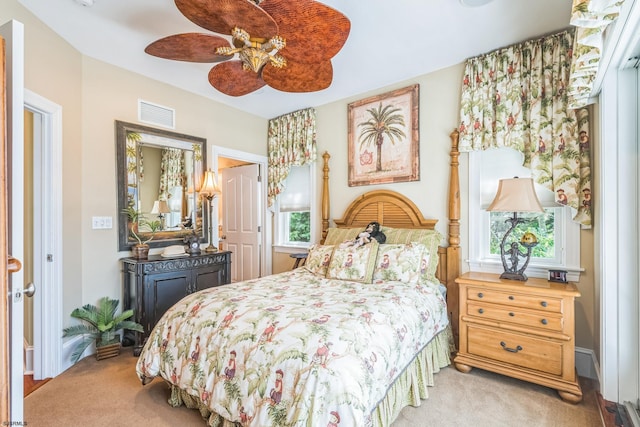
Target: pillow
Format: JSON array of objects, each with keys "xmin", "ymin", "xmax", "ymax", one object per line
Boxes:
[
  {"xmin": 304, "ymin": 244, "xmax": 335, "ymax": 276},
  {"xmin": 326, "ymin": 240, "xmax": 379, "ymax": 283},
  {"xmin": 372, "ymin": 243, "xmax": 426, "ymax": 284},
  {"xmin": 381, "ymin": 227, "xmax": 443, "ymax": 281},
  {"xmin": 323, "ymin": 227, "xmax": 362, "ymax": 246}
]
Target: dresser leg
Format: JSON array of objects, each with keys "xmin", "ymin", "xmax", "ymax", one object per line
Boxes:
[
  {"xmin": 454, "ymin": 362, "xmax": 472, "ymax": 373},
  {"xmin": 557, "ymin": 389, "xmax": 583, "ymax": 404}
]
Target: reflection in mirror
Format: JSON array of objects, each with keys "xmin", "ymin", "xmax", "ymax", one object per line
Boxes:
[{"xmin": 116, "ymin": 121, "xmax": 208, "ymax": 251}]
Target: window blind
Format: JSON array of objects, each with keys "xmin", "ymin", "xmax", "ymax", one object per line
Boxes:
[{"xmin": 279, "ymin": 165, "xmax": 310, "ymax": 212}]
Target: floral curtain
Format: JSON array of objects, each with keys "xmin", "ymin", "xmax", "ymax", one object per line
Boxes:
[
  {"xmin": 267, "ymin": 108, "xmax": 317, "ymax": 207},
  {"xmin": 568, "ymin": 0, "xmax": 626, "ymax": 108},
  {"xmin": 158, "ymin": 148, "xmax": 185, "ymax": 202},
  {"xmin": 458, "ymin": 29, "xmax": 592, "ymax": 227}
]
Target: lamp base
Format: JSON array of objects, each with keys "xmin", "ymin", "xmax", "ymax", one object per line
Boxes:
[
  {"xmin": 204, "ymin": 244, "xmax": 218, "ymax": 253},
  {"xmin": 500, "ymin": 271, "xmax": 528, "ymax": 281}
]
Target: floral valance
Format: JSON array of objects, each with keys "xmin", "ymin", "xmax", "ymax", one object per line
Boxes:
[
  {"xmin": 459, "ymin": 29, "xmax": 592, "ymax": 227},
  {"xmin": 568, "ymin": 0, "xmax": 626, "ymax": 108},
  {"xmin": 267, "ymin": 108, "xmax": 317, "ymax": 208}
]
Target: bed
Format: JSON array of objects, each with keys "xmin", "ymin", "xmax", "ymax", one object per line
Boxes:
[{"xmin": 136, "ymin": 131, "xmax": 462, "ymax": 426}]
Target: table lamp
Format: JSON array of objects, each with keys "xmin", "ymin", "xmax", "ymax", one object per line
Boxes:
[
  {"xmin": 487, "ymin": 177, "xmax": 544, "ymax": 281},
  {"xmin": 200, "ymin": 169, "xmax": 221, "ymax": 252}
]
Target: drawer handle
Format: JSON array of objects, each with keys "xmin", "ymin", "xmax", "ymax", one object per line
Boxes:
[
  {"xmin": 541, "ymin": 319, "xmax": 548, "ymax": 325},
  {"xmin": 541, "ymin": 301, "xmax": 548, "ymax": 307},
  {"xmin": 477, "ymin": 292, "xmax": 484, "ymax": 298},
  {"xmin": 500, "ymin": 341, "xmax": 523, "ymax": 353},
  {"xmin": 478, "ymin": 308, "xmax": 484, "ymax": 314},
  {"xmin": 508, "ymin": 295, "xmax": 514, "ymax": 300}
]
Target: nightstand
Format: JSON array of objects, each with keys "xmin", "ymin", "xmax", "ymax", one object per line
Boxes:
[{"xmin": 453, "ymin": 272, "xmax": 582, "ymax": 403}]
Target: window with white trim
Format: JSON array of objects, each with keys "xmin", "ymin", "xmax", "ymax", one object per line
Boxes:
[
  {"xmin": 274, "ymin": 164, "xmax": 317, "ymax": 252},
  {"xmin": 468, "ymin": 148, "xmax": 582, "ymax": 281}
]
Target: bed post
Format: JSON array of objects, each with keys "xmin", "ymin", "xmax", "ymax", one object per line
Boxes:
[
  {"xmin": 321, "ymin": 152, "xmax": 331, "ymax": 243},
  {"xmin": 447, "ymin": 130, "xmax": 461, "ymax": 347}
]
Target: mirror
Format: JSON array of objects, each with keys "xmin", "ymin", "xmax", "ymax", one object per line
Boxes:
[{"xmin": 116, "ymin": 120, "xmax": 208, "ymax": 251}]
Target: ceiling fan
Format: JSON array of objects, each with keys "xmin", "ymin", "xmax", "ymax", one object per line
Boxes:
[{"xmin": 145, "ymin": 0, "xmax": 351, "ymax": 97}]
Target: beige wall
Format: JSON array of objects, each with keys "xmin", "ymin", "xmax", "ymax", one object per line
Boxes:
[
  {"xmin": 80, "ymin": 58, "xmax": 268, "ymax": 306},
  {"xmin": 4, "ymin": 0, "xmax": 596, "ymax": 352},
  {"xmin": 3, "ymin": 0, "xmax": 85, "ymax": 323}
]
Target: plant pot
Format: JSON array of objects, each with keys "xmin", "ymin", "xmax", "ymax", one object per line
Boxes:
[
  {"xmin": 132, "ymin": 244, "xmax": 150, "ymax": 259},
  {"xmin": 96, "ymin": 340, "xmax": 121, "ymax": 361}
]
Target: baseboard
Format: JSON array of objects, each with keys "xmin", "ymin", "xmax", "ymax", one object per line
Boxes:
[
  {"xmin": 576, "ymin": 346, "xmax": 599, "ymax": 380},
  {"xmin": 24, "ymin": 344, "xmax": 34, "ymax": 375}
]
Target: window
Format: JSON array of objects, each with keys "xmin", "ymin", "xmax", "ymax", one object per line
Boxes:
[
  {"xmin": 274, "ymin": 164, "xmax": 317, "ymax": 252},
  {"xmin": 468, "ymin": 148, "xmax": 581, "ymax": 280}
]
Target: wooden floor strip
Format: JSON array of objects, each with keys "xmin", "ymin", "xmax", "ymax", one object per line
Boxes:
[
  {"xmin": 24, "ymin": 374, "xmax": 51, "ymax": 397},
  {"xmin": 598, "ymin": 392, "xmax": 632, "ymax": 427}
]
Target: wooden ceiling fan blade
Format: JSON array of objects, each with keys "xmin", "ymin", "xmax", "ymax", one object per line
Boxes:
[
  {"xmin": 145, "ymin": 33, "xmax": 231, "ymax": 63},
  {"xmin": 262, "ymin": 60, "xmax": 333, "ymax": 93},
  {"xmin": 208, "ymin": 61, "xmax": 267, "ymax": 96},
  {"xmin": 260, "ymin": 0, "xmax": 351, "ymax": 63},
  {"xmin": 176, "ymin": 0, "xmax": 278, "ymax": 38}
]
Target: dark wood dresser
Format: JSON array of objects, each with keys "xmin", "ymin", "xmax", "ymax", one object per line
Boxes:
[{"xmin": 121, "ymin": 251, "xmax": 231, "ymax": 353}]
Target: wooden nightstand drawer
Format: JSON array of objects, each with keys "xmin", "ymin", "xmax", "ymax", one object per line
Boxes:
[
  {"xmin": 466, "ymin": 301, "xmax": 564, "ymax": 332},
  {"xmin": 454, "ymin": 272, "xmax": 582, "ymax": 403},
  {"xmin": 466, "ymin": 286, "xmax": 563, "ymax": 313},
  {"xmin": 466, "ymin": 324, "xmax": 563, "ymax": 375}
]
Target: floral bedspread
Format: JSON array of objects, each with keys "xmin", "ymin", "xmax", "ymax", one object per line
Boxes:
[{"xmin": 136, "ymin": 269, "xmax": 449, "ymax": 426}]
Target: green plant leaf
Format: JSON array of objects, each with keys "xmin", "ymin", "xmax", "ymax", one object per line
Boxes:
[
  {"xmin": 62, "ymin": 324, "xmax": 98, "ymax": 338},
  {"xmin": 69, "ymin": 336, "xmax": 97, "ymax": 364},
  {"xmin": 64, "ymin": 296, "xmax": 143, "ymax": 363},
  {"xmin": 115, "ymin": 320, "xmax": 144, "ymax": 333}
]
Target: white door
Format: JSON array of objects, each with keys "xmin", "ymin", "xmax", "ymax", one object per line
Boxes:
[
  {"xmin": 221, "ymin": 164, "xmax": 261, "ymax": 281},
  {"xmin": 1, "ymin": 19, "xmax": 25, "ymax": 422}
]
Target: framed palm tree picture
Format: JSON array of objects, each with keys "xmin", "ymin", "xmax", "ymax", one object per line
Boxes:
[{"xmin": 347, "ymin": 84, "xmax": 419, "ymax": 187}]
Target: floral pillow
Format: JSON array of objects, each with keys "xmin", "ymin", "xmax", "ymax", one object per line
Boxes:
[
  {"xmin": 372, "ymin": 243, "xmax": 426, "ymax": 284},
  {"xmin": 304, "ymin": 244, "xmax": 335, "ymax": 277},
  {"xmin": 382, "ymin": 227, "xmax": 442, "ymax": 281},
  {"xmin": 326, "ymin": 240, "xmax": 379, "ymax": 283}
]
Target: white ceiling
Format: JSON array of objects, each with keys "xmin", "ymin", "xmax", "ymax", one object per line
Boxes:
[{"xmin": 18, "ymin": 0, "xmax": 573, "ymax": 119}]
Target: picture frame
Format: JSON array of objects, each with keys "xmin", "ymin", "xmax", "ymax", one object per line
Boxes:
[
  {"xmin": 548, "ymin": 269, "xmax": 568, "ymax": 283},
  {"xmin": 347, "ymin": 84, "xmax": 419, "ymax": 187}
]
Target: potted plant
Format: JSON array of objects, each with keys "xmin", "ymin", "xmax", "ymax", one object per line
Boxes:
[
  {"xmin": 62, "ymin": 296, "xmax": 144, "ymax": 363},
  {"xmin": 123, "ymin": 206, "xmax": 162, "ymax": 258}
]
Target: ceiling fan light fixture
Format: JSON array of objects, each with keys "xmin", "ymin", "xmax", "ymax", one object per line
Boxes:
[
  {"xmin": 216, "ymin": 28, "xmax": 287, "ymax": 74},
  {"xmin": 148, "ymin": 0, "xmax": 350, "ymax": 95}
]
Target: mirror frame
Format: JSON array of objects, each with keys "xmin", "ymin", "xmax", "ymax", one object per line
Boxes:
[{"xmin": 115, "ymin": 120, "xmax": 208, "ymax": 251}]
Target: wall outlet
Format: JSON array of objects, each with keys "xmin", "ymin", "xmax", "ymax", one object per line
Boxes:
[{"xmin": 92, "ymin": 216, "xmax": 113, "ymax": 229}]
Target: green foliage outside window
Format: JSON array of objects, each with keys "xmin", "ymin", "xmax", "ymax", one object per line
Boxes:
[
  {"xmin": 289, "ymin": 211, "xmax": 310, "ymax": 243},
  {"xmin": 490, "ymin": 209, "xmax": 555, "ymax": 258}
]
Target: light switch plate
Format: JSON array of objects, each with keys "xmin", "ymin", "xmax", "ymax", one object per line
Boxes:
[{"xmin": 92, "ymin": 216, "xmax": 113, "ymax": 229}]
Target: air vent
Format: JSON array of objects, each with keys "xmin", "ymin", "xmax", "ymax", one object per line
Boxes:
[{"xmin": 138, "ymin": 100, "xmax": 175, "ymax": 129}]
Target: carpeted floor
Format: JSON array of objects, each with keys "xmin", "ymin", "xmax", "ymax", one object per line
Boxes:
[{"xmin": 24, "ymin": 347, "xmax": 602, "ymax": 427}]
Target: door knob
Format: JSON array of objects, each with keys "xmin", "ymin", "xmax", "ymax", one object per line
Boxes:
[{"xmin": 24, "ymin": 282, "xmax": 36, "ymax": 298}]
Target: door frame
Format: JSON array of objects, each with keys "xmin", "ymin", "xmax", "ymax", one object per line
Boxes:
[
  {"xmin": 1, "ymin": 18, "xmax": 25, "ymax": 421},
  {"xmin": 24, "ymin": 90, "xmax": 64, "ymax": 379},
  {"xmin": 210, "ymin": 146, "xmax": 271, "ymax": 277}
]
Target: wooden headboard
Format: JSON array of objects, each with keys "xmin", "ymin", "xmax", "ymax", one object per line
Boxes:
[{"xmin": 319, "ymin": 130, "xmax": 462, "ymax": 336}]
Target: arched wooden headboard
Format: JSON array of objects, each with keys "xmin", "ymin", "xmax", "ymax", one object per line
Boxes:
[
  {"xmin": 319, "ymin": 130, "xmax": 461, "ymax": 339},
  {"xmin": 333, "ymin": 190, "xmax": 437, "ymax": 230}
]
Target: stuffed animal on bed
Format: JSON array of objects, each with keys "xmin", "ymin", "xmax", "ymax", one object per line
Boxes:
[{"xmin": 340, "ymin": 221, "xmax": 386, "ymax": 249}]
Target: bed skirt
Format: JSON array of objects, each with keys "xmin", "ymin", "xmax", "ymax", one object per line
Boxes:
[{"xmin": 165, "ymin": 325, "xmax": 454, "ymax": 427}]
